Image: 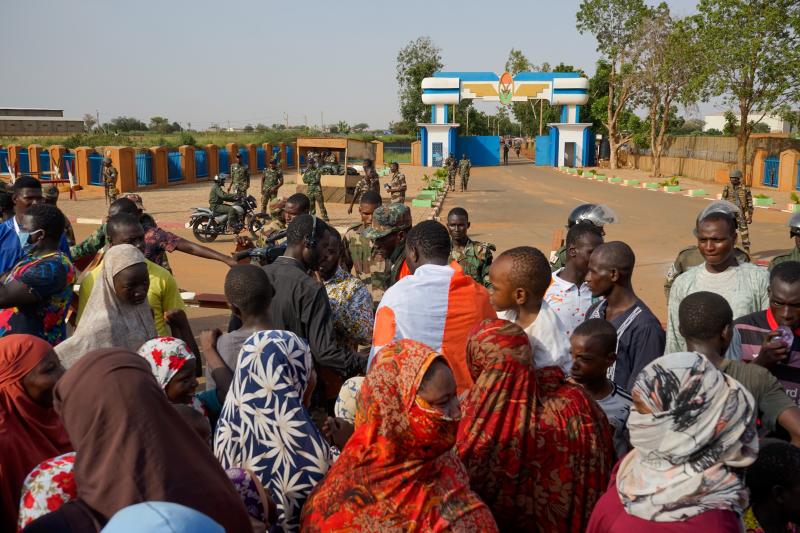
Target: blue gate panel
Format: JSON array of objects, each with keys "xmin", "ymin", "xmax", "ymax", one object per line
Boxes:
[
  {"xmin": 454, "ymin": 136, "xmax": 500, "ymax": 166},
  {"xmin": 535, "ymin": 135, "xmax": 551, "ymax": 166},
  {"xmin": 763, "ymin": 156, "xmax": 779, "ymax": 187},
  {"xmin": 256, "ymin": 148, "xmax": 266, "ymax": 170},
  {"xmin": 38, "ymin": 151, "xmax": 51, "ymax": 178},
  {"xmin": 88, "ymin": 153, "xmax": 104, "ymax": 186},
  {"xmin": 18, "ymin": 150, "xmax": 30, "ymax": 174},
  {"xmin": 135, "ymin": 152, "xmax": 154, "ymax": 186},
  {"xmin": 62, "ymin": 153, "xmax": 76, "ymax": 179},
  {"xmin": 167, "ymin": 152, "xmax": 183, "ymax": 182},
  {"xmin": 239, "ymin": 148, "xmax": 248, "ymax": 168},
  {"xmin": 0, "ymin": 149, "xmax": 9, "ymax": 173},
  {"xmin": 219, "ymin": 149, "xmax": 229, "ymax": 173},
  {"xmin": 286, "ymin": 146, "xmax": 293, "ymax": 167},
  {"xmin": 797, "ymin": 160, "xmax": 800, "ymax": 191},
  {"xmin": 195, "ymin": 150, "xmax": 208, "ymax": 178}
]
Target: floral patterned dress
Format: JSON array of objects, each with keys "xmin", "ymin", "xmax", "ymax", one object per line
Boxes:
[
  {"xmin": 323, "ymin": 266, "xmax": 373, "ymax": 349},
  {"xmin": 301, "ymin": 340, "xmax": 498, "ymax": 532},
  {"xmin": 457, "ymin": 319, "xmax": 614, "ymax": 532},
  {"xmin": 17, "ymin": 452, "xmax": 77, "ymax": 531}
]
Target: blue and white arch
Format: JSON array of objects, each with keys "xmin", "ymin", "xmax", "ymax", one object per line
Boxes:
[{"xmin": 418, "ymin": 71, "xmax": 592, "ymax": 167}]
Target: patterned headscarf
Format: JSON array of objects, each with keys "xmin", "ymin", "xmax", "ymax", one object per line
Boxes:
[
  {"xmin": 300, "ymin": 340, "xmax": 498, "ymax": 532},
  {"xmin": 457, "ymin": 319, "xmax": 613, "ymax": 532},
  {"xmin": 214, "ymin": 330, "xmax": 334, "ymax": 533},
  {"xmin": 617, "ymin": 351, "xmax": 758, "ymax": 522},
  {"xmin": 137, "ymin": 337, "xmax": 195, "ymax": 389},
  {"xmin": 17, "ymin": 452, "xmax": 77, "ymax": 530}
]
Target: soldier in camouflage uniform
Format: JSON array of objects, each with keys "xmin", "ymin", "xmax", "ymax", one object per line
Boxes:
[
  {"xmin": 255, "ymin": 196, "xmax": 288, "ymax": 247},
  {"xmin": 443, "ymin": 153, "xmax": 456, "ymax": 190},
  {"xmin": 343, "ymin": 190, "xmax": 382, "ymax": 278},
  {"xmin": 458, "ymin": 154, "xmax": 471, "ymax": 192},
  {"xmin": 550, "ymin": 204, "xmax": 618, "ymax": 271},
  {"xmin": 446, "ymin": 207, "xmax": 494, "ymax": 287},
  {"xmin": 664, "ymin": 244, "xmax": 751, "ymax": 298},
  {"xmin": 210, "ymin": 174, "xmax": 240, "ymax": 229},
  {"xmin": 228, "ymin": 153, "xmax": 250, "ymax": 196},
  {"xmin": 384, "ymin": 162, "xmax": 407, "ymax": 204},
  {"xmin": 42, "ymin": 185, "xmax": 76, "ymax": 246},
  {"xmin": 721, "ymin": 168, "xmax": 754, "ymax": 253},
  {"xmin": 768, "ymin": 213, "xmax": 800, "ymax": 271},
  {"xmin": 302, "ymin": 159, "xmax": 328, "ymax": 222},
  {"xmin": 102, "ymin": 157, "xmax": 118, "ymax": 203},
  {"xmin": 363, "ymin": 203, "xmax": 412, "ymax": 307},
  {"xmin": 260, "ymin": 159, "xmax": 283, "ymax": 213},
  {"xmin": 347, "ymin": 160, "xmax": 380, "ymax": 215}
]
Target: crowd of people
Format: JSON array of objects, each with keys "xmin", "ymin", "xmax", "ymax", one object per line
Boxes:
[{"xmin": 2, "ymin": 164, "xmax": 800, "ymax": 533}]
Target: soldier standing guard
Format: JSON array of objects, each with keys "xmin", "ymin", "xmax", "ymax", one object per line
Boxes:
[
  {"xmin": 102, "ymin": 157, "xmax": 118, "ymax": 203},
  {"xmin": 458, "ymin": 154, "xmax": 471, "ymax": 192},
  {"xmin": 302, "ymin": 159, "xmax": 329, "ymax": 221},
  {"xmin": 228, "ymin": 153, "xmax": 250, "ymax": 196},
  {"xmin": 347, "ymin": 160, "xmax": 380, "ymax": 215},
  {"xmin": 384, "ymin": 162, "xmax": 407, "ymax": 204},
  {"xmin": 446, "ymin": 207, "xmax": 494, "ymax": 287},
  {"xmin": 443, "ymin": 153, "xmax": 456, "ymax": 190},
  {"xmin": 721, "ymin": 168, "xmax": 754, "ymax": 254},
  {"xmin": 260, "ymin": 159, "xmax": 284, "ymax": 213}
]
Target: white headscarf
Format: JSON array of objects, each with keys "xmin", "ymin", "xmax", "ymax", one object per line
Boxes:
[
  {"xmin": 56, "ymin": 244, "xmax": 157, "ymax": 367},
  {"xmin": 616, "ymin": 351, "xmax": 758, "ymax": 522}
]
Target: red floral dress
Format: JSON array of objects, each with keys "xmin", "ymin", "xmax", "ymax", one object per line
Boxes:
[
  {"xmin": 300, "ymin": 340, "xmax": 498, "ymax": 532},
  {"xmin": 457, "ymin": 319, "xmax": 614, "ymax": 532},
  {"xmin": 17, "ymin": 452, "xmax": 76, "ymax": 531}
]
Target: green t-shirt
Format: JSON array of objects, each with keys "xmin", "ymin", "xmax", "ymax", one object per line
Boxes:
[{"xmin": 719, "ymin": 359, "xmax": 795, "ymax": 432}]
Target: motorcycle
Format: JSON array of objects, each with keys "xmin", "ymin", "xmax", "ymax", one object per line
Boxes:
[{"xmin": 186, "ymin": 194, "xmax": 269, "ymax": 243}]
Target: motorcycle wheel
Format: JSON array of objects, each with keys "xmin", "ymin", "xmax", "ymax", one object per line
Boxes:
[
  {"xmin": 248, "ymin": 213, "xmax": 271, "ymax": 237},
  {"xmin": 192, "ymin": 215, "xmax": 218, "ymax": 243}
]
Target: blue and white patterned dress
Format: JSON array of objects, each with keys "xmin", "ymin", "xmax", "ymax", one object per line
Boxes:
[{"xmin": 214, "ymin": 330, "xmax": 336, "ymax": 532}]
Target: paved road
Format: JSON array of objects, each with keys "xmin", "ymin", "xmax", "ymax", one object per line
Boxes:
[{"xmin": 444, "ymin": 157, "xmax": 795, "ymax": 319}]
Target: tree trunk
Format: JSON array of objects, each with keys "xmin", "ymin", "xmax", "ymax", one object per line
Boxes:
[
  {"xmin": 648, "ymin": 99, "xmax": 660, "ymax": 179},
  {"xmin": 608, "ymin": 123, "xmax": 619, "ymax": 170},
  {"xmin": 738, "ymin": 103, "xmax": 750, "ymax": 184}
]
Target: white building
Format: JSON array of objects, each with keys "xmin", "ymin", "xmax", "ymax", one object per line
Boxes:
[{"xmin": 702, "ymin": 112, "xmax": 795, "ymax": 134}]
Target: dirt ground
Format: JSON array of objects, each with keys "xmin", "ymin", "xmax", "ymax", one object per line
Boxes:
[{"xmin": 56, "ymin": 156, "xmax": 797, "ymax": 331}]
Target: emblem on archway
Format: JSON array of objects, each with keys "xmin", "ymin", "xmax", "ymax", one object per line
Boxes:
[{"xmin": 498, "ymin": 71, "xmax": 514, "ymax": 105}]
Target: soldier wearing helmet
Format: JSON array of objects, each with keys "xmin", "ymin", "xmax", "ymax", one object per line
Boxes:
[
  {"xmin": 721, "ymin": 168, "xmax": 754, "ymax": 253},
  {"xmin": 769, "ymin": 213, "xmax": 800, "ymax": 271},
  {"xmin": 549, "ymin": 203, "xmax": 617, "ymax": 271},
  {"xmin": 102, "ymin": 156, "xmax": 118, "ymax": 203}
]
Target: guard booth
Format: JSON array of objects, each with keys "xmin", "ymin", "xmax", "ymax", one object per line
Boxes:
[{"xmin": 294, "ymin": 137, "xmax": 383, "ymax": 203}]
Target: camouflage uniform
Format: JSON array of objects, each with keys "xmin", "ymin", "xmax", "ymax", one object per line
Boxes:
[
  {"xmin": 209, "ymin": 182, "xmax": 239, "ymax": 226},
  {"xmin": 343, "ymin": 221, "xmax": 373, "ymax": 281},
  {"xmin": 229, "ymin": 162, "xmax": 250, "ymax": 196},
  {"xmin": 550, "ymin": 244, "xmax": 568, "ymax": 272},
  {"xmin": 302, "ymin": 166, "xmax": 328, "ymax": 221},
  {"xmin": 255, "ymin": 197, "xmax": 287, "ymax": 247},
  {"xmin": 444, "ymin": 155, "xmax": 456, "ymax": 189},
  {"xmin": 102, "ymin": 163, "xmax": 119, "ymax": 202},
  {"xmin": 664, "ymin": 244, "xmax": 752, "ymax": 297},
  {"xmin": 387, "ymin": 171, "xmax": 407, "ymax": 204},
  {"xmin": 450, "ymin": 238, "xmax": 494, "ymax": 288},
  {"xmin": 458, "ymin": 156, "xmax": 471, "ymax": 192},
  {"xmin": 71, "ymin": 224, "xmax": 107, "ymax": 263},
  {"xmin": 363, "ymin": 203, "xmax": 412, "ymax": 307},
  {"xmin": 768, "ymin": 246, "xmax": 800, "ymax": 271},
  {"xmin": 352, "ymin": 172, "xmax": 380, "ymax": 204},
  {"xmin": 261, "ymin": 167, "xmax": 283, "ymax": 210},
  {"xmin": 721, "ymin": 183, "xmax": 754, "ymax": 253}
]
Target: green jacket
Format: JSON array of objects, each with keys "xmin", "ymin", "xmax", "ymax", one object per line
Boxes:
[
  {"xmin": 550, "ymin": 245, "xmax": 567, "ymax": 272},
  {"xmin": 210, "ymin": 184, "xmax": 238, "ymax": 210},
  {"xmin": 367, "ymin": 244, "xmax": 406, "ymax": 307},
  {"xmin": 450, "ymin": 238, "xmax": 494, "ymax": 287},
  {"xmin": 262, "ymin": 168, "xmax": 283, "ymax": 192},
  {"xmin": 303, "ymin": 167, "xmax": 322, "ymax": 191},
  {"xmin": 769, "ymin": 246, "xmax": 800, "ymax": 271}
]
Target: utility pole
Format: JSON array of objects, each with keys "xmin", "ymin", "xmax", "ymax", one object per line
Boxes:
[
  {"xmin": 539, "ymin": 100, "xmax": 543, "ymax": 136},
  {"xmin": 304, "ymin": 115, "xmax": 308, "ymax": 128},
  {"xmin": 466, "ymin": 109, "xmax": 469, "ymax": 136},
  {"xmin": 283, "ymin": 112, "xmax": 288, "ymax": 128},
  {"xmin": 321, "ymin": 111, "xmax": 324, "ymax": 132},
  {"xmin": 95, "ymin": 109, "xmax": 100, "ymax": 132}
]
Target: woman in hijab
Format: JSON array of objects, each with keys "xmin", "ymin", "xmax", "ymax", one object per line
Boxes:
[
  {"xmin": 214, "ymin": 330, "xmax": 335, "ymax": 532},
  {"xmin": 137, "ymin": 337, "xmax": 200, "ymax": 408},
  {"xmin": 457, "ymin": 319, "xmax": 614, "ymax": 532},
  {"xmin": 300, "ymin": 340, "xmax": 498, "ymax": 532},
  {"xmin": 587, "ymin": 351, "xmax": 758, "ymax": 532},
  {"xmin": 22, "ymin": 349, "xmax": 251, "ymax": 533},
  {"xmin": 0, "ymin": 335, "xmax": 71, "ymax": 532},
  {"xmin": 55, "ymin": 244, "xmax": 156, "ymax": 368}
]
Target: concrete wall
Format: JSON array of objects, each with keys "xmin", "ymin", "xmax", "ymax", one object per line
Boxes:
[{"xmin": 0, "ymin": 118, "xmax": 85, "ymax": 135}]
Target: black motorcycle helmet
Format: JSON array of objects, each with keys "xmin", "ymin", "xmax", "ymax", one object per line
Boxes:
[
  {"xmin": 567, "ymin": 204, "xmax": 618, "ymax": 229},
  {"xmin": 213, "ymin": 173, "xmax": 228, "ymax": 185}
]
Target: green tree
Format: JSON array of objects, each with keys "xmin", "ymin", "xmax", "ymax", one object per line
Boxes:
[
  {"xmin": 352, "ymin": 122, "xmax": 369, "ymax": 132},
  {"xmin": 149, "ymin": 116, "xmax": 170, "ymax": 133},
  {"xmin": 723, "ymin": 111, "xmax": 738, "ymax": 136},
  {"xmin": 577, "ymin": 0, "xmax": 649, "ymax": 169},
  {"xmin": 106, "ymin": 116, "xmax": 148, "ymax": 132},
  {"xmin": 693, "ymin": 0, "xmax": 800, "ymax": 180},
  {"xmin": 396, "ymin": 36, "xmax": 443, "ymax": 132},
  {"xmin": 243, "ymin": 124, "xmax": 254, "ymax": 132},
  {"xmin": 82, "ymin": 113, "xmax": 96, "ymax": 131}
]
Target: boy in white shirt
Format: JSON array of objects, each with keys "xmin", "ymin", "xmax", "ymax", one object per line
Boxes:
[{"xmin": 489, "ymin": 246, "xmax": 572, "ymax": 372}]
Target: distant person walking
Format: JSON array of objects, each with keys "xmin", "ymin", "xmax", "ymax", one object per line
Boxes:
[
  {"xmin": 502, "ymin": 140, "xmax": 509, "ymax": 165},
  {"xmin": 102, "ymin": 157, "xmax": 118, "ymax": 203},
  {"xmin": 721, "ymin": 169, "xmax": 754, "ymax": 254}
]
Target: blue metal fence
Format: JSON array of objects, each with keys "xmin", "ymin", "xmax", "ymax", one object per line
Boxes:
[
  {"xmin": 272, "ymin": 148, "xmax": 280, "ymax": 164},
  {"xmin": 18, "ymin": 149, "xmax": 30, "ymax": 174},
  {"xmin": 0, "ymin": 149, "xmax": 8, "ymax": 173},
  {"xmin": 62, "ymin": 152, "xmax": 76, "ymax": 180},
  {"xmin": 286, "ymin": 146, "xmax": 293, "ymax": 166},
  {"xmin": 219, "ymin": 149, "xmax": 229, "ymax": 173},
  {"xmin": 239, "ymin": 148, "xmax": 248, "ymax": 169},
  {"xmin": 136, "ymin": 152, "xmax": 154, "ymax": 186},
  {"xmin": 195, "ymin": 149, "xmax": 208, "ymax": 178},
  {"xmin": 797, "ymin": 160, "xmax": 800, "ymax": 191},
  {"xmin": 167, "ymin": 152, "xmax": 183, "ymax": 182},
  {"xmin": 454, "ymin": 136, "xmax": 501, "ymax": 166},
  {"xmin": 88, "ymin": 153, "xmax": 104, "ymax": 186},
  {"xmin": 763, "ymin": 155, "xmax": 779, "ymax": 187},
  {"xmin": 38, "ymin": 151, "xmax": 51, "ymax": 178},
  {"xmin": 256, "ymin": 147, "xmax": 266, "ymax": 170}
]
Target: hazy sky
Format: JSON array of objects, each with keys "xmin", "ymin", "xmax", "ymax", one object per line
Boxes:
[{"xmin": 3, "ymin": 0, "xmax": 704, "ymax": 129}]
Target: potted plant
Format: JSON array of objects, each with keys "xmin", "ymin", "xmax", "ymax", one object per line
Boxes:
[
  {"xmin": 659, "ymin": 176, "xmax": 681, "ymax": 192},
  {"xmin": 753, "ymin": 193, "xmax": 774, "ymax": 207},
  {"xmin": 788, "ymin": 193, "xmax": 800, "ymax": 213}
]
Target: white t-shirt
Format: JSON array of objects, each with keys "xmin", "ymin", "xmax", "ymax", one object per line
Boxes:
[
  {"xmin": 544, "ymin": 267, "xmax": 595, "ymax": 337},
  {"xmin": 497, "ymin": 300, "xmax": 572, "ymax": 372}
]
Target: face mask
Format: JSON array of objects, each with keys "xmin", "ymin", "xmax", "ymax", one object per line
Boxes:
[{"xmin": 18, "ymin": 230, "xmax": 42, "ymax": 254}]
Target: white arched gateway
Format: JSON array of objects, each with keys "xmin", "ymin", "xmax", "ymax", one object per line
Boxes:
[{"xmin": 419, "ymin": 71, "xmax": 591, "ymax": 167}]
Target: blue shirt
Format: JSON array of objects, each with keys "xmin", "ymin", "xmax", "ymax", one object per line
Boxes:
[{"xmin": 1, "ymin": 216, "xmax": 72, "ymax": 266}]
